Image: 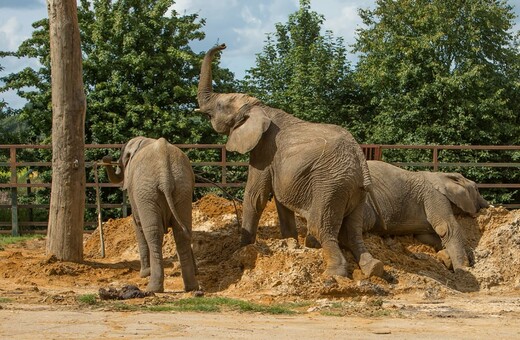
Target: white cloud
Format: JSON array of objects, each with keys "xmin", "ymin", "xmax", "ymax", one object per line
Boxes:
[
  {"xmin": 0, "ymin": 17, "xmax": 25, "ymax": 51},
  {"xmin": 2, "ymin": 0, "xmax": 520, "ymax": 107}
]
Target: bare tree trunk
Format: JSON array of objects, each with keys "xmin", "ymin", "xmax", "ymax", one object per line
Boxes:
[{"xmin": 46, "ymin": 0, "xmax": 86, "ymax": 262}]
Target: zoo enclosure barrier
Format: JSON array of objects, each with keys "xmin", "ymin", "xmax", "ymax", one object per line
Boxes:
[{"xmin": 1, "ymin": 144, "xmax": 519, "ymax": 235}]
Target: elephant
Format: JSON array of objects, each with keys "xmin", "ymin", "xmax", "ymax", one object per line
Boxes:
[
  {"xmin": 103, "ymin": 137, "xmax": 198, "ymax": 293},
  {"xmin": 196, "ymin": 43, "xmax": 384, "ymax": 278},
  {"xmin": 303, "ymin": 160, "xmax": 489, "ymax": 271}
]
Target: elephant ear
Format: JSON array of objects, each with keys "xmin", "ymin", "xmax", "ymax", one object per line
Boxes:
[
  {"xmin": 226, "ymin": 107, "xmax": 271, "ymax": 154},
  {"xmin": 120, "ymin": 137, "xmax": 154, "ymax": 190},
  {"xmin": 428, "ymin": 172, "xmax": 479, "ymax": 214}
]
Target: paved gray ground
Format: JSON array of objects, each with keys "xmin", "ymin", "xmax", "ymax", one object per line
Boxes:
[{"xmin": 1, "ymin": 301, "xmax": 520, "ymax": 340}]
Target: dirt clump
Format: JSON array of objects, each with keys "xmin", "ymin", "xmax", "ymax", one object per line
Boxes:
[{"xmin": 1, "ymin": 195, "xmax": 520, "ymax": 305}]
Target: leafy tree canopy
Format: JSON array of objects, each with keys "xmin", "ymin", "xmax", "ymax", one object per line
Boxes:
[
  {"xmin": 241, "ymin": 0, "xmax": 362, "ymax": 133},
  {"xmin": 353, "ymin": 0, "xmax": 520, "ymax": 145},
  {"xmin": 0, "ymin": 0, "xmax": 236, "ymax": 145}
]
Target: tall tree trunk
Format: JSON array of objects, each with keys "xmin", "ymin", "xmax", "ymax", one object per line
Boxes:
[{"xmin": 46, "ymin": 0, "xmax": 86, "ymax": 262}]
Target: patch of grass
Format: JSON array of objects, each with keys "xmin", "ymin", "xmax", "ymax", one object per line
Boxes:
[
  {"xmin": 148, "ymin": 297, "xmax": 298, "ymax": 314},
  {"xmin": 0, "ymin": 234, "xmax": 42, "ymax": 247},
  {"xmin": 320, "ymin": 310, "xmax": 346, "ymax": 317},
  {"xmin": 77, "ymin": 294, "xmax": 98, "ymax": 305},
  {"xmin": 0, "ymin": 297, "xmax": 12, "ymax": 303},
  {"xmin": 316, "ymin": 300, "xmax": 402, "ymax": 318}
]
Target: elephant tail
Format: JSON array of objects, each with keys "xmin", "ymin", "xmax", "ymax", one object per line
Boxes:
[
  {"xmin": 164, "ymin": 188, "xmax": 190, "ymax": 238},
  {"xmin": 366, "ymin": 184, "xmax": 387, "ymax": 230},
  {"xmin": 359, "ymin": 154, "xmax": 387, "ymax": 230}
]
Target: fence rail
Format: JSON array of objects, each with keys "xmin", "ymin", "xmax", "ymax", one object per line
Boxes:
[{"xmin": 1, "ymin": 144, "xmax": 519, "ymax": 235}]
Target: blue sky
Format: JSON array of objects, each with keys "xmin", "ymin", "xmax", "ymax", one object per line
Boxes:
[{"xmin": 1, "ymin": 0, "xmax": 519, "ymax": 108}]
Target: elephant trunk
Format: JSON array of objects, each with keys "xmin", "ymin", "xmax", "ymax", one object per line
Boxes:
[
  {"xmin": 197, "ymin": 43, "xmax": 226, "ymax": 109},
  {"xmin": 103, "ymin": 156, "xmax": 124, "ymax": 184}
]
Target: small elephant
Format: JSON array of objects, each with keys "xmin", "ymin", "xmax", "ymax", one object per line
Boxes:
[
  {"xmin": 103, "ymin": 137, "xmax": 198, "ymax": 292},
  {"xmin": 306, "ymin": 161, "xmax": 489, "ymax": 271},
  {"xmin": 197, "ymin": 44, "xmax": 383, "ymax": 278}
]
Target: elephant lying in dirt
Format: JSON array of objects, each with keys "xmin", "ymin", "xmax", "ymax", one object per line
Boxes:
[
  {"xmin": 196, "ymin": 43, "xmax": 384, "ymax": 278},
  {"xmin": 103, "ymin": 137, "xmax": 198, "ymax": 292},
  {"xmin": 304, "ymin": 161, "xmax": 489, "ymax": 271}
]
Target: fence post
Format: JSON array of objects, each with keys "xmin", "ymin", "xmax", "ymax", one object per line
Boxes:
[
  {"xmin": 10, "ymin": 147, "xmax": 19, "ymax": 236},
  {"xmin": 433, "ymin": 146, "xmax": 439, "ymax": 172},
  {"xmin": 221, "ymin": 146, "xmax": 227, "ymax": 186}
]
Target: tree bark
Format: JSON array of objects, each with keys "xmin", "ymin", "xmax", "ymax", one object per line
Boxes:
[{"xmin": 46, "ymin": 0, "xmax": 86, "ymax": 262}]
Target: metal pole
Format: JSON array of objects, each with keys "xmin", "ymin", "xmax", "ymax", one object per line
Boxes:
[
  {"xmin": 433, "ymin": 147, "xmax": 439, "ymax": 172},
  {"xmin": 10, "ymin": 147, "xmax": 18, "ymax": 236},
  {"xmin": 93, "ymin": 162, "xmax": 105, "ymax": 258}
]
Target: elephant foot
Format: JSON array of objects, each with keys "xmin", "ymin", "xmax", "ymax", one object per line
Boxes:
[
  {"xmin": 358, "ymin": 253, "xmax": 384, "ymax": 278},
  {"xmin": 140, "ymin": 267, "xmax": 151, "ymax": 278},
  {"xmin": 183, "ymin": 282, "xmax": 200, "ymax": 292},
  {"xmin": 305, "ymin": 234, "xmax": 322, "ymax": 248},
  {"xmin": 146, "ymin": 282, "xmax": 164, "ymax": 293},
  {"xmin": 240, "ymin": 230, "xmax": 255, "ymax": 247},
  {"xmin": 436, "ymin": 250, "xmax": 453, "ymax": 270},
  {"xmin": 323, "ymin": 266, "xmax": 348, "ymax": 277},
  {"xmin": 323, "ymin": 259, "xmax": 348, "ymax": 277}
]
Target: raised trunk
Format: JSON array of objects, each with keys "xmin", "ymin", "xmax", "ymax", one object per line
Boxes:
[
  {"xmin": 105, "ymin": 165, "xmax": 124, "ymax": 184},
  {"xmin": 197, "ymin": 44, "xmax": 226, "ymax": 109},
  {"xmin": 102, "ymin": 156, "xmax": 124, "ymax": 184}
]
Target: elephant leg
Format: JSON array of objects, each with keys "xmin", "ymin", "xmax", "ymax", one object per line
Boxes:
[
  {"xmin": 241, "ymin": 167, "xmax": 272, "ymax": 246},
  {"xmin": 307, "ymin": 205, "xmax": 348, "ymax": 277},
  {"xmin": 414, "ymin": 233, "xmax": 443, "ymax": 251},
  {"xmin": 320, "ymin": 238, "xmax": 348, "ymax": 277},
  {"xmin": 135, "ymin": 204, "xmax": 166, "ymax": 293},
  {"xmin": 274, "ymin": 197, "xmax": 298, "ymax": 240},
  {"xmin": 425, "ymin": 200, "xmax": 469, "ymax": 270},
  {"xmin": 172, "ymin": 200, "xmax": 199, "ymax": 292},
  {"xmin": 132, "ymin": 213, "xmax": 151, "ymax": 278},
  {"xmin": 343, "ymin": 207, "xmax": 384, "ymax": 278},
  {"xmin": 305, "ymin": 234, "xmax": 321, "ymax": 248},
  {"xmin": 143, "ymin": 225, "xmax": 165, "ymax": 293}
]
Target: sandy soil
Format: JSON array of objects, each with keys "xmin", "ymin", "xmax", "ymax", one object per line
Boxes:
[{"xmin": 1, "ymin": 195, "xmax": 520, "ymax": 338}]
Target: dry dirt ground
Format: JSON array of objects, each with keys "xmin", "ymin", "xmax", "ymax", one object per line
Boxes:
[{"xmin": 1, "ymin": 195, "xmax": 520, "ymax": 339}]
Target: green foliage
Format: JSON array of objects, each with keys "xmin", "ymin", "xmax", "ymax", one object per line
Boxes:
[
  {"xmin": 146, "ymin": 297, "xmax": 297, "ymax": 314},
  {"xmin": 0, "ymin": 20, "xmax": 52, "ymax": 144},
  {"xmin": 353, "ymin": 0, "xmax": 520, "ymax": 205},
  {"xmin": 1, "ymin": 0, "xmax": 236, "ymax": 145},
  {"xmin": 77, "ymin": 294, "xmax": 98, "ymax": 305},
  {"xmin": 0, "ymin": 234, "xmax": 42, "ymax": 246},
  {"xmin": 241, "ymin": 0, "xmax": 361, "ymax": 132},
  {"xmin": 0, "ymin": 0, "xmax": 238, "ymax": 223},
  {"xmin": 353, "ymin": 0, "xmax": 520, "ymax": 145}
]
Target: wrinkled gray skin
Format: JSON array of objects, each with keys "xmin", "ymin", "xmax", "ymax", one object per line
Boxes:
[
  {"xmin": 103, "ymin": 137, "xmax": 198, "ymax": 293},
  {"xmin": 197, "ymin": 44, "xmax": 383, "ymax": 277},
  {"xmin": 304, "ymin": 161, "xmax": 489, "ymax": 271}
]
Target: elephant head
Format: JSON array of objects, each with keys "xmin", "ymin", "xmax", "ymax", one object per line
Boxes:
[
  {"xmin": 425, "ymin": 172, "xmax": 489, "ymax": 214},
  {"xmin": 103, "ymin": 136, "xmax": 156, "ymax": 190},
  {"xmin": 197, "ymin": 43, "xmax": 271, "ymax": 154}
]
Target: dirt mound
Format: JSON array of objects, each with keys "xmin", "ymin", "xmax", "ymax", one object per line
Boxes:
[
  {"xmin": 1, "ymin": 195, "xmax": 519, "ymax": 304},
  {"xmin": 82, "ymin": 196, "xmax": 520, "ymax": 300}
]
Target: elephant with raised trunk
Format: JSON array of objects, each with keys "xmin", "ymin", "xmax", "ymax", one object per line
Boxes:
[
  {"xmin": 103, "ymin": 137, "xmax": 198, "ymax": 293},
  {"xmin": 305, "ymin": 161, "xmax": 489, "ymax": 271},
  {"xmin": 196, "ymin": 44, "xmax": 383, "ymax": 278}
]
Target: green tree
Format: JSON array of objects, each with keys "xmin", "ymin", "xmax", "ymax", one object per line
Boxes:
[
  {"xmin": 0, "ymin": 63, "xmax": 24, "ymax": 145},
  {"xmin": 0, "ymin": 0, "xmax": 238, "ymax": 223},
  {"xmin": 241, "ymin": 0, "xmax": 361, "ymax": 132},
  {"xmin": 0, "ymin": 25, "xmax": 52, "ymax": 144},
  {"xmin": 354, "ymin": 0, "xmax": 520, "ymax": 145},
  {"xmin": 0, "ymin": 0, "xmax": 236, "ymax": 145}
]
